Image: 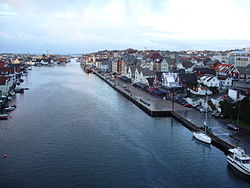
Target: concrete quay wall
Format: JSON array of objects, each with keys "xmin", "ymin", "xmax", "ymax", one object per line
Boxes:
[
  {"xmin": 171, "ymin": 111, "xmax": 236, "ymax": 152},
  {"xmin": 94, "ymin": 71, "xmax": 171, "ymax": 117}
]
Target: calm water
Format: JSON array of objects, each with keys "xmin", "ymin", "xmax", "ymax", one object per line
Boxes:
[{"xmin": 0, "ymin": 59, "xmax": 249, "ymax": 187}]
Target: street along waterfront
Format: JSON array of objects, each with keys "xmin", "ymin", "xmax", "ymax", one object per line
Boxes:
[{"xmin": 0, "ymin": 59, "xmax": 249, "ymax": 187}]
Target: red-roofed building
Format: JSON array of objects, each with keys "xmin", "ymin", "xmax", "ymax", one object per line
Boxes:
[
  {"xmin": 0, "ymin": 76, "xmax": 9, "ymax": 95},
  {"xmin": 214, "ymin": 64, "xmax": 239, "ymax": 78},
  {"xmin": 0, "ymin": 67, "xmax": 15, "ymax": 76},
  {"xmin": 0, "ymin": 76, "xmax": 8, "ymax": 85},
  {"xmin": 147, "ymin": 52, "xmax": 162, "ymax": 60},
  {"xmin": 0, "ymin": 60, "xmax": 7, "ymax": 68}
]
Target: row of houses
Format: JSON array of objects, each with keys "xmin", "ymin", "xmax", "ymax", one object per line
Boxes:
[
  {"xmin": 84, "ymin": 48, "xmax": 250, "ymax": 97},
  {"xmin": 0, "ymin": 57, "xmax": 26, "ymax": 97}
]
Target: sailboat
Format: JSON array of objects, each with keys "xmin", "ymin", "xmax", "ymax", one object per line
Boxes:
[{"xmin": 193, "ymin": 92, "xmax": 212, "ymax": 144}]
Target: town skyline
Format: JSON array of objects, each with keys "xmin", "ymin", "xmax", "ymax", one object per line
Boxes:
[{"xmin": 1, "ymin": 0, "xmax": 250, "ymax": 53}]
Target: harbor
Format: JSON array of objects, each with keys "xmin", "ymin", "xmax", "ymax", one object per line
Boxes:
[{"xmin": 1, "ymin": 59, "xmax": 249, "ymax": 187}]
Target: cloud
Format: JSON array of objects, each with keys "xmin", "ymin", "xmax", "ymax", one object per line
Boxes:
[{"xmin": 1, "ymin": 0, "xmax": 250, "ymax": 53}]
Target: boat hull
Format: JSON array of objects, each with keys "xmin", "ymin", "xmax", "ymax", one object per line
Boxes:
[
  {"xmin": 227, "ymin": 156, "xmax": 250, "ymax": 176},
  {"xmin": 193, "ymin": 132, "xmax": 211, "ymax": 144},
  {"xmin": 0, "ymin": 114, "xmax": 8, "ymax": 120}
]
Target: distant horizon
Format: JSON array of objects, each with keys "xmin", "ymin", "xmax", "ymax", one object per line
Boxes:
[{"xmin": 1, "ymin": 46, "xmax": 249, "ymax": 55}]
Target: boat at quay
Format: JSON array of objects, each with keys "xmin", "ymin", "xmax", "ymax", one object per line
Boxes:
[
  {"xmin": 0, "ymin": 113, "xmax": 8, "ymax": 120},
  {"xmin": 227, "ymin": 147, "xmax": 250, "ymax": 176},
  {"xmin": 192, "ymin": 92, "xmax": 212, "ymax": 144}
]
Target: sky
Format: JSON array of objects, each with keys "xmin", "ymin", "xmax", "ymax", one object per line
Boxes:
[{"xmin": 1, "ymin": 0, "xmax": 250, "ymax": 54}]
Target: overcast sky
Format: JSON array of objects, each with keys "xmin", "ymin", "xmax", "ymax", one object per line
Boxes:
[{"xmin": 1, "ymin": 0, "xmax": 250, "ymax": 54}]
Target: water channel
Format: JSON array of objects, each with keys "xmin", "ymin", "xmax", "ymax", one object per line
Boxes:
[{"xmin": 0, "ymin": 59, "xmax": 249, "ymax": 187}]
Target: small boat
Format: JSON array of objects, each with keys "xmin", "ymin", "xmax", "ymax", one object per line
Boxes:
[
  {"xmin": 227, "ymin": 147, "xmax": 250, "ymax": 176},
  {"xmin": 0, "ymin": 114, "xmax": 8, "ymax": 120},
  {"xmin": 14, "ymin": 87, "xmax": 24, "ymax": 93},
  {"xmin": 84, "ymin": 67, "xmax": 93, "ymax": 73},
  {"xmin": 4, "ymin": 106, "xmax": 16, "ymax": 112},
  {"xmin": 9, "ymin": 90, "xmax": 16, "ymax": 96},
  {"xmin": 193, "ymin": 131, "xmax": 211, "ymax": 144}
]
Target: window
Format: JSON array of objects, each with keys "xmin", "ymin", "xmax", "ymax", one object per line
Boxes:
[{"xmin": 242, "ymin": 160, "xmax": 250, "ymax": 164}]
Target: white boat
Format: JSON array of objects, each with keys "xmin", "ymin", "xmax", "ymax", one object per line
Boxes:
[
  {"xmin": 9, "ymin": 90, "xmax": 16, "ymax": 96},
  {"xmin": 4, "ymin": 106, "xmax": 16, "ymax": 112},
  {"xmin": 227, "ymin": 147, "xmax": 250, "ymax": 176},
  {"xmin": 193, "ymin": 91, "xmax": 212, "ymax": 144},
  {"xmin": 193, "ymin": 131, "xmax": 211, "ymax": 144}
]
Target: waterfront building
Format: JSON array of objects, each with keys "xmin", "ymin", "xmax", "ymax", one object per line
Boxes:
[
  {"xmin": 139, "ymin": 68, "xmax": 155, "ymax": 85},
  {"xmin": 111, "ymin": 58, "xmax": 121, "ymax": 73},
  {"xmin": 161, "ymin": 73, "xmax": 180, "ymax": 88},
  {"xmin": 126, "ymin": 65, "xmax": 137, "ymax": 82},
  {"xmin": 96, "ymin": 59, "xmax": 110, "ymax": 72},
  {"xmin": 0, "ymin": 76, "xmax": 9, "ymax": 95}
]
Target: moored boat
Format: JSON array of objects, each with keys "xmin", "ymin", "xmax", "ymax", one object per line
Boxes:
[
  {"xmin": 4, "ymin": 106, "xmax": 16, "ymax": 112},
  {"xmin": 85, "ymin": 67, "xmax": 93, "ymax": 73},
  {"xmin": 0, "ymin": 114, "xmax": 8, "ymax": 120},
  {"xmin": 193, "ymin": 131, "xmax": 211, "ymax": 144},
  {"xmin": 14, "ymin": 87, "xmax": 24, "ymax": 93},
  {"xmin": 192, "ymin": 91, "xmax": 211, "ymax": 144},
  {"xmin": 227, "ymin": 147, "xmax": 250, "ymax": 176}
]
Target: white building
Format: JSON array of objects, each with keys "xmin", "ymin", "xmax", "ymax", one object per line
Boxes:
[
  {"xmin": 218, "ymin": 77, "xmax": 233, "ymax": 88},
  {"xmin": 96, "ymin": 60, "xmax": 109, "ymax": 72},
  {"xmin": 160, "ymin": 59, "xmax": 169, "ymax": 72},
  {"xmin": 212, "ymin": 54, "xmax": 229, "ymax": 64},
  {"xmin": 161, "ymin": 73, "xmax": 180, "ymax": 88},
  {"xmin": 139, "ymin": 69, "xmax": 155, "ymax": 84},
  {"xmin": 199, "ymin": 76, "xmax": 220, "ymax": 88},
  {"xmin": 228, "ymin": 51, "xmax": 250, "ymax": 67}
]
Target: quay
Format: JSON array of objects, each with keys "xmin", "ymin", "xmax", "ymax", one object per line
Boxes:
[{"xmin": 90, "ymin": 69, "xmax": 236, "ymax": 152}]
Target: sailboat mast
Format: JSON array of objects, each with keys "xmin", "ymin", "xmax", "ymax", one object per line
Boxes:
[{"xmin": 204, "ymin": 89, "xmax": 208, "ymax": 133}]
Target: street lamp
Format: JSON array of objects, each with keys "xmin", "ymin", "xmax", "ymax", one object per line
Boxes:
[
  {"xmin": 236, "ymin": 101, "xmax": 241, "ymax": 126},
  {"xmin": 232, "ymin": 106, "xmax": 235, "ymax": 122},
  {"xmin": 172, "ymin": 88, "xmax": 175, "ymax": 111}
]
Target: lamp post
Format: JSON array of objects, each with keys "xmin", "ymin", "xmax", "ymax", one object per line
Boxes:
[
  {"xmin": 172, "ymin": 88, "xmax": 175, "ymax": 111},
  {"xmin": 236, "ymin": 100, "xmax": 241, "ymax": 126},
  {"xmin": 232, "ymin": 106, "xmax": 235, "ymax": 122}
]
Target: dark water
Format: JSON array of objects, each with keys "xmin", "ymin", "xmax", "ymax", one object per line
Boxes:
[{"xmin": 0, "ymin": 59, "xmax": 249, "ymax": 187}]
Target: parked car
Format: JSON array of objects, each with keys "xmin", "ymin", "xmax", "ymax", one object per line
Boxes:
[
  {"xmin": 214, "ymin": 112, "xmax": 223, "ymax": 118},
  {"xmin": 226, "ymin": 124, "xmax": 239, "ymax": 131}
]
